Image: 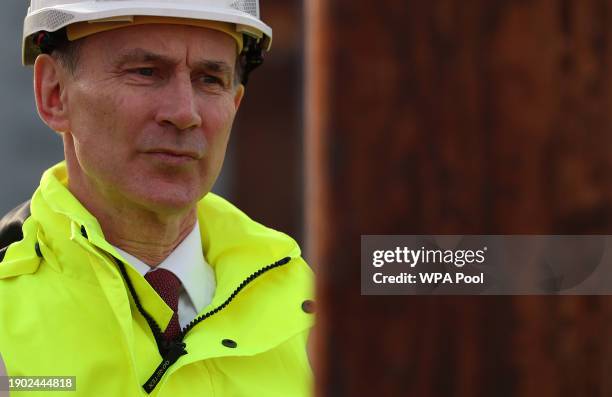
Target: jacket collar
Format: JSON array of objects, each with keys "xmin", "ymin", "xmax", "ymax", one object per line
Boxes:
[{"xmin": 33, "ymin": 161, "xmax": 306, "ymax": 292}]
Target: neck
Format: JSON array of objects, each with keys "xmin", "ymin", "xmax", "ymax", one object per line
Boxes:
[
  {"xmin": 78, "ymin": 190, "xmax": 197, "ymax": 267},
  {"xmin": 66, "ymin": 168, "xmax": 197, "ymax": 268},
  {"xmin": 100, "ymin": 207, "xmax": 197, "ymax": 267}
]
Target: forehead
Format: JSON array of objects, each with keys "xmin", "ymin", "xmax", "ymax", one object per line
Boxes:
[{"xmin": 78, "ymin": 23, "xmax": 238, "ymax": 66}]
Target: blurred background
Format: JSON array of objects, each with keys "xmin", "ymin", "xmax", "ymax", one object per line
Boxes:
[{"xmin": 5, "ymin": 0, "xmax": 612, "ymax": 396}]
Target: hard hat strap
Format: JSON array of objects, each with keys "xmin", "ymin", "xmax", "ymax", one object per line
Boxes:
[{"xmin": 241, "ymin": 36, "xmax": 264, "ymax": 85}]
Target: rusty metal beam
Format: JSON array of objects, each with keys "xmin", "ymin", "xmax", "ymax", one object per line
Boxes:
[{"xmin": 306, "ymin": 1, "xmax": 612, "ymax": 396}]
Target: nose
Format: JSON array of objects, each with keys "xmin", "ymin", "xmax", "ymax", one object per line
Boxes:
[{"xmin": 155, "ymin": 74, "xmax": 202, "ymax": 131}]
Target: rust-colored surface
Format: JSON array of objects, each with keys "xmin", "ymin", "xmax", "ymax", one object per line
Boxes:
[{"xmin": 306, "ymin": 1, "xmax": 612, "ymax": 396}]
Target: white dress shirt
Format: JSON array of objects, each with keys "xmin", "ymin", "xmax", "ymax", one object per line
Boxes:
[{"xmin": 114, "ymin": 221, "xmax": 216, "ymax": 329}]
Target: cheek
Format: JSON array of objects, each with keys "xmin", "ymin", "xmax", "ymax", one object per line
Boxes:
[
  {"xmin": 69, "ymin": 86, "xmax": 115, "ymax": 142},
  {"xmin": 67, "ymin": 87, "xmax": 146, "ymax": 175},
  {"xmin": 195, "ymin": 96, "xmax": 237, "ymax": 189},
  {"xmin": 200, "ymin": 95, "xmax": 237, "ymax": 149},
  {"xmin": 73, "ymin": 87, "xmax": 154, "ymax": 142}
]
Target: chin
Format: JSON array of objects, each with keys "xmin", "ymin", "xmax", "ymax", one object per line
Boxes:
[
  {"xmin": 117, "ymin": 166, "xmax": 215, "ymax": 212},
  {"xmin": 131, "ymin": 185, "xmax": 205, "ymax": 213}
]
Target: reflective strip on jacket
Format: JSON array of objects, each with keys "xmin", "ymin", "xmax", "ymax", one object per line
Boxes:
[{"xmin": 0, "ymin": 162, "xmax": 314, "ymax": 396}]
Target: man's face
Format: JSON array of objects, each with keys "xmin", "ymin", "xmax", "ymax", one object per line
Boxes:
[{"xmin": 59, "ymin": 24, "xmax": 243, "ymax": 213}]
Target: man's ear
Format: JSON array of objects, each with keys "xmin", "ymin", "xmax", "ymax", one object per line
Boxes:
[
  {"xmin": 234, "ymin": 83, "xmax": 245, "ymax": 110},
  {"xmin": 34, "ymin": 54, "xmax": 70, "ymax": 133}
]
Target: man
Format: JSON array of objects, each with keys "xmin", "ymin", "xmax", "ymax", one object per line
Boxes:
[{"xmin": 0, "ymin": 1, "xmax": 314, "ymax": 396}]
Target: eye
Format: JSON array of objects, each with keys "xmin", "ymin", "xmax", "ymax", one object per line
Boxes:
[
  {"xmin": 136, "ymin": 68, "xmax": 155, "ymax": 77},
  {"xmin": 128, "ymin": 67, "xmax": 155, "ymax": 77},
  {"xmin": 201, "ymin": 75, "xmax": 223, "ymax": 86}
]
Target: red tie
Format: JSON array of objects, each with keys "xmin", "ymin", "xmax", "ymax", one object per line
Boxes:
[{"xmin": 145, "ymin": 268, "xmax": 182, "ymax": 341}]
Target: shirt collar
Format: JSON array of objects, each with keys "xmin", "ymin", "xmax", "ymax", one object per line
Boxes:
[{"xmin": 114, "ymin": 220, "xmax": 215, "ymax": 312}]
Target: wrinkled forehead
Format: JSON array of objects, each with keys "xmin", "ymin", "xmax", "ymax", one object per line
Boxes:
[
  {"xmin": 80, "ymin": 24, "xmax": 238, "ymax": 66},
  {"xmin": 67, "ymin": 16, "xmax": 244, "ymax": 53}
]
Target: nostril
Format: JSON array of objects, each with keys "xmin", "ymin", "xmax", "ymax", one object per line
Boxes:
[
  {"xmin": 154, "ymin": 80, "xmax": 202, "ymax": 131},
  {"xmin": 156, "ymin": 105, "xmax": 202, "ymax": 131}
]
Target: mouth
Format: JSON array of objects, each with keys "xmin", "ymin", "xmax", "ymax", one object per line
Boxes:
[{"xmin": 143, "ymin": 149, "xmax": 200, "ymax": 165}]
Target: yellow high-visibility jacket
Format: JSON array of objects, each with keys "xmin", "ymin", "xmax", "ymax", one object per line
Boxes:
[{"xmin": 0, "ymin": 162, "xmax": 314, "ymax": 396}]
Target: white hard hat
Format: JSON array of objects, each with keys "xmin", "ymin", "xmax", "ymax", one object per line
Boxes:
[{"xmin": 22, "ymin": 0, "xmax": 273, "ymax": 66}]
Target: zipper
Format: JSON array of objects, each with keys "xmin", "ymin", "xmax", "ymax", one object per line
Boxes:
[{"xmin": 114, "ymin": 255, "xmax": 292, "ymax": 394}]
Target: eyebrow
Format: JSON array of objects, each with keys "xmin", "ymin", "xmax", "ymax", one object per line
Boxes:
[
  {"xmin": 113, "ymin": 48, "xmax": 175, "ymax": 67},
  {"xmin": 113, "ymin": 48, "xmax": 233, "ymax": 76},
  {"xmin": 194, "ymin": 60, "xmax": 232, "ymax": 75}
]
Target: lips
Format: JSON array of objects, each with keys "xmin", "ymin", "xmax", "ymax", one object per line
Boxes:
[
  {"xmin": 144, "ymin": 149, "xmax": 200, "ymax": 159},
  {"xmin": 143, "ymin": 149, "xmax": 201, "ymax": 166}
]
